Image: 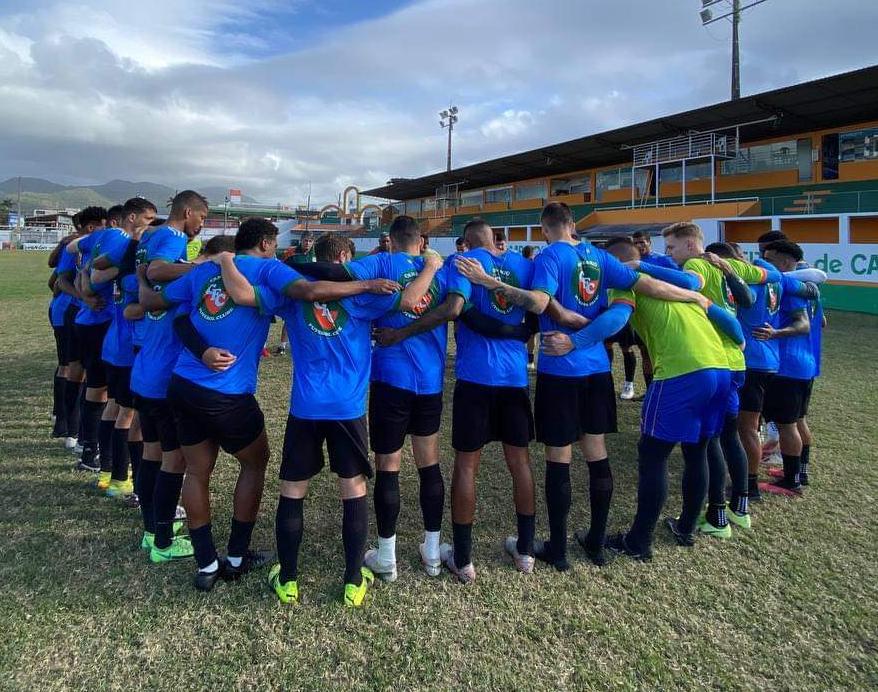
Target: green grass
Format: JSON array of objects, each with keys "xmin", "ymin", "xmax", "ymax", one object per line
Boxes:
[{"xmin": 1, "ymin": 252, "xmax": 877, "ymax": 690}]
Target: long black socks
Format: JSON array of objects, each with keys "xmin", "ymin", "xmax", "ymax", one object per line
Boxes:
[
  {"xmin": 342, "ymin": 496, "xmax": 368, "ymax": 586},
  {"xmin": 374, "ymin": 471, "xmax": 400, "ymax": 539},
  {"xmin": 153, "ymin": 471, "xmax": 184, "ymax": 549},
  {"xmin": 544, "ymin": 461, "xmax": 571, "ymax": 563},
  {"xmin": 586, "ymin": 458, "xmax": 613, "ymax": 551},
  {"xmin": 276, "ymin": 496, "xmax": 304, "ymax": 583}
]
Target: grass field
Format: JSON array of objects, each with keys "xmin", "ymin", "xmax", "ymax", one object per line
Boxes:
[{"xmin": 1, "ymin": 251, "xmax": 876, "ymax": 690}]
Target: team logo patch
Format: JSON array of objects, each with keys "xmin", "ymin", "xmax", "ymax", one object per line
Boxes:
[
  {"xmin": 571, "ymin": 259, "xmax": 601, "ymax": 307},
  {"xmin": 400, "ymin": 268, "xmax": 439, "ymax": 320},
  {"xmin": 766, "ymin": 282, "xmax": 780, "ymax": 315},
  {"xmin": 720, "ymin": 278, "xmax": 736, "ymax": 313},
  {"xmin": 490, "ymin": 267, "xmax": 518, "ymax": 315},
  {"xmin": 305, "ymin": 300, "xmax": 348, "ymax": 336},
  {"xmin": 198, "ymin": 275, "xmax": 234, "ymax": 321}
]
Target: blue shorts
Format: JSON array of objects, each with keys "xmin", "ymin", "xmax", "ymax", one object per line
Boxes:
[
  {"xmin": 641, "ymin": 368, "xmax": 731, "ymax": 443},
  {"xmin": 726, "ymin": 369, "xmax": 746, "ymax": 416}
]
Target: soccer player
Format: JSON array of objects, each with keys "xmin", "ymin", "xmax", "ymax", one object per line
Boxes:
[
  {"xmin": 130, "ymin": 190, "xmax": 209, "ymax": 563},
  {"xmin": 590, "ymin": 238, "xmax": 739, "ymax": 558},
  {"xmin": 48, "ymin": 233, "xmax": 79, "ymax": 440},
  {"xmin": 212, "ymin": 232, "xmax": 428, "ymax": 604},
  {"xmin": 341, "ymin": 215, "xmax": 448, "ymax": 581},
  {"xmin": 443, "ymin": 236, "xmax": 469, "ymax": 269},
  {"xmin": 288, "ymin": 231, "xmax": 316, "ymax": 264},
  {"xmin": 457, "ymin": 205, "xmax": 717, "ymax": 571},
  {"xmin": 756, "ymin": 240, "xmax": 815, "ymax": 496},
  {"xmin": 661, "ymin": 222, "xmax": 778, "ymax": 537},
  {"xmin": 632, "ymin": 230, "xmax": 677, "ymax": 269},
  {"xmin": 368, "ymin": 231, "xmax": 391, "ymax": 255},
  {"xmin": 494, "ymin": 229, "xmax": 508, "ymax": 253}
]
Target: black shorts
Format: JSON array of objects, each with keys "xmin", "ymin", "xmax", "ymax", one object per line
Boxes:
[
  {"xmin": 167, "ymin": 375, "xmax": 264, "ymax": 454},
  {"xmin": 53, "ymin": 326, "xmax": 67, "ymax": 366},
  {"xmin": 451, "ymin": 380, "xmax": 534, "ymax": 452},
  {"xmin": 535, "ymin": 371, "xmax": 617, "ymax": 446},
  {"xmin": 369, "ymin": 381, "xmax": 443, "ymax": 454},
  {"xmin": 763, "ymin": 376, "xmax": 811, "ymax": 425},
  {"xmin": 76, "ymin": 321, "xmax": 111, "ymax": 388},
  {"xmin": 280, "ymin": 414, "xmax": 371, "ymax": 481},
  {"xmin": 739, "ymin": 369, "xmax": 774, "ymax": 414},
  {"xmin": 106, "ymin": 364, "xmax": 134, "ymax": 408},
  {"xmin": 63, "ymin": 304, "xmax": 81, "ymax": 364},
  {"xmin": 801, "ymin": 378, "xmax": 814, "ymax": 417},
  {"xmin": 134, "ymin": 395, "xmax": 180, "ymax": 452},
  {"xmin": 604, "ymin": 323, "xmax": 636, "ymax": 349}
]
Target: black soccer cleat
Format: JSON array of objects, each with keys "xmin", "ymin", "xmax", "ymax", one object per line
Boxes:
[
  {"xmin": 664, "ymin": 517, "xmax": 696, "ymax": 547},
  {"xmin": 604, "ymin": 532, "xmax": 653, "ymax": 562},
  {"xmin": 533, "ymin": 539, "xmax": 570, "ymax": 572},
  {"xmin": 194, "ymin": 560, "xmax": 226, "ymax": 592},
  {"xmin": 574, "ymin": 529, "xmax": 613, "ymax": 567},
  {"xmin": 222, "ymin": 549, "xmax": 273, "ymax": 582}
]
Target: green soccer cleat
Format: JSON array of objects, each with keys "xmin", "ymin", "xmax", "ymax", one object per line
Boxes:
[
  {"xmin": 696, "ymin": 516, "xmax": 732, "ymax": 539},
  {"xmin": 106, "ymin": 478, "xmax": 133, "ymax": 498},
  {"xmin": 343, "ymin": 567, "xmax": 375, "ymax": 608},
  {"xmin": 140, "ymin": 532, "xmax": 155, "ymax": 551},
  {"xmin": 149, "ymin": 536, "xmax": 195, "ymax": 563},
  {"xmin": 268, "ymin": 564, "xmax": 299, "ymax": 605},
  {"xmin": 726, "ymin": 504, "xmax": 752, "ymax": 530}
]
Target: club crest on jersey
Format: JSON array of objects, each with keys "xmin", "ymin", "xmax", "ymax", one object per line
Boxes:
[
  {"xmin": 490, "ymin": 267, "xmax": 517, "ymax": 315},
  {"xmin": 306, "ymin": 300, "xmax": 348, "ymax": 336},
  {"xmin": 572, "ymin": 259, "xmax": 601, "ymax": 306},
  {"xmin": 198, "ymin": 275, "xmax": 234, "ymax": 321},
  {"xmin": 401, "ymin": 268, "xmax": 439, "ymax": 319},
  {"xmin": 766, "ymin": 282, "xmax": 780, "ymax": 315}
]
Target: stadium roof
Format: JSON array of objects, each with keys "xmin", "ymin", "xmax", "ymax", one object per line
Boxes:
[{"xmin": 363, "ymin": 64, "xmax": 878, "ymax": 201}]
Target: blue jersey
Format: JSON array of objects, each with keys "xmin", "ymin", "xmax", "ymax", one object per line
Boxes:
[
  {"xmin": 532, "ymin": 242, "xmax": 638, "ymax": 376},
  {"xmin": 261, "ymin": 286, "xmax": 400, "ymax": 420},
  {"xmin": 776, "ymin": 292, "xmax": 815, "ymax": 380},
  {"xmin": 347, "ymin": 252, "xmax": 448, "ymax": 395},
  {"xmin": 164, "ymin": 256, "xmax": 302, "ymax": 395},
  {"xmin": 641, "ymin": 252, "xmax": 678, "ymax": 270},
  {"xmin": 446, "ymin": 248, "xmax": 534, "ymax": 387},
  {"xmin": 738, "ymin": 259, "xmax": 783, "ymax": 372},
  {"xmin": 49, "ymin": 272, "xmax": 73, "ymax": 327},
  {"xmin": 807, "ymin": 296, "xmax": 823, "ymax": 378},
  {"xmin": 130, "ymin": 225, "xmax": 190, "ymax": 399},
  {"xmin": 55, "ymin": 249, "xmax": 81, "ymax": 315},
  {"xmin": 101, "ymin": 239, "xmax": 138, "ymax": 367},
  {"xmin": 74, "ymin": 228, "xmax": 118, "ymax": 325}
]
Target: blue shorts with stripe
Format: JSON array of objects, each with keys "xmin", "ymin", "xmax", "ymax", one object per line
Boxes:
[
  {"xmin": 726, "ymin": 369, "xmax": 746, "ymax": 417},
  {"xmin": 640, "ymin": 368, "xmax": 731, "ymax": 443}
]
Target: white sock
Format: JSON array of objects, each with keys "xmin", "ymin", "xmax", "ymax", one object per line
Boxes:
[
  {"xmin": 199, "ymin": 559, "xmax": 219, "ymax": 574},
  {"xmin": 377, "ymin": 535, "xmax": 396, "ymax": 563},
  {"xmin": 227, "ymin": 555, "xmax": 242, "ymax": 568},
  {"xmin": 423, "ymin": 531, "xmax": 440, "ymax": 557}
]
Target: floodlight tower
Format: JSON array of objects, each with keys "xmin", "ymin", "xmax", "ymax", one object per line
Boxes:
[
  {"xmin": 699, "ymin": 0, "xmax": 769, "ymax": 100},
  {"xmin": 439, "ymin": 106, "xmax": 459, "ymax": 172}
]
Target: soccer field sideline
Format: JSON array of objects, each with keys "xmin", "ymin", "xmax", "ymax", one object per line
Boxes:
[{"xmin": 1, "ymin": 252, "xmax": 877, "ymax": 690}]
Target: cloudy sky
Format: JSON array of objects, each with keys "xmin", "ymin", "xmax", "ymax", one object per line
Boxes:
[{"xmin": 0, "ymin": 0, "xmax": 875, "ymax": 206}]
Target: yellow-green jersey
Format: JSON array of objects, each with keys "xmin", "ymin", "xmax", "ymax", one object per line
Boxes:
[
  {"xmin": 683, "ymin": 257, "xmax": 767, "ymax": 371},
  {"xmin": 186, "ymin": 237, "xmax": 203, "ymax": 261},
  {"xmin": 609, "ymin": 288, "xmax": 729, "ymax": 381}
]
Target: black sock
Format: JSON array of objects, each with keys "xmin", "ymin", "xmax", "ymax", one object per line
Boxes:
[
  {"xmin": 80, "ymin": 400, "xmax": 105, "ymax": 455},
  {"xmin": 544, "ymin": 461, "xmax": 571, "ymax": 561},
  {"xmin": 516, "ymin": 513, "xmax": 535, "ymax": 556},
  {"xmin": 720, "ymin": 414, "xmax": 748, "ymax": 513},
  {"xmin": 782, "ymin": 453, "xmax": 801, "ymax": 485},
  {"xmin": 800, "ymin": 445, "xmax": 810, "ymax": 477},
  {"xmin": 189, "ymin": 524, "xmax": 217, "ymax": 570},
  {"xmin": 342, "ymin": 496, "xmax": 368, "ymax": 586},
  {"xmin": 622, "ymin": 350, "xmax": 636, "ymax": 382},
  {"xmin": 137, "ymin": 458, "xmax": 161, "ymax": 534},
  {"xmin": 52, "ymin": 374, "xmax": 65, "ymax": 426},
  {"xmin": 98, "ymin": 418, "xmax": 115, "ymax": 472},
  {"xmin": 374, "ymin": 470, "xmax": 400, "ymax": 539},
  {"xmin": 706, "ymin": 503, "xmax": 728, "ymax": 528},
  {"xmin": 586, "ymin": 458, "xmax": 613, "ymax": 550},
  {"xmin": 77, "ymin": 387, "xmax": 86, "ymax": 441},
  {"xmin": 678, "ymin": 439, "xmax": 709, "ymax": 534},
  {"xmin": 153, "ymin": 470, "xmax": 184, "ymax": 549},
  {"xmin": 452, "ymin": 521, "xmax": 473, "ymax": 567},
  {"xmin": 110, "ymin": 428, "xmax": 130, "ymax": 481},
  {"xmin": 227, "ymin": 518, "xmax": 255, "ymax": 559},
  {"xmin": 128, "ymin": 441, "xmax": 143, "ymax": 493},
  {"xmin": 706, "ymin": 436, "xmax": 728, "ymax": 507},
  {"xmin": 627, "ymin": 436, "xmax": 674, "ymax": 552},
  {"xmin": 417, "ymin": 464, "xmax": 444, "ymax": 533},
  {"xmin": 63, "ymin": 380, "xmax": 82, "ymax": 437},
  {"xmin": 643, "ymin": 371, "xmax": 654, "ymax": 387},
  {"xmin": 276, "ymin": 496, "xmax": 304, "ymax": 583}
]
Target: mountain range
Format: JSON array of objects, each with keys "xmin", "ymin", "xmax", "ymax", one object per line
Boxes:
[{"xmin": 0, "ymin": 177, "xmax": 257, "ymax": 215}]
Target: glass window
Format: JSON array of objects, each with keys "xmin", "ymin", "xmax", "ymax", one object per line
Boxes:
[
  {"xmin": 485, "ymin": 187, "xmax": 512, "ymax": 204},
  {"xmin": 839, "ymin": 127, "xmax": 878, "ymax": 162},
  {"xmin": 660, "ymin": 161, "xmax": 712, "ymax": 182},
  {"xmin": 720, "ymin": 140, "xmax": 798, "ymax": 175},
  {"xmin": 422, "ymin": 197, "xmax": 437, "ymax": 212},
  {"xmin": 403, "ymin": 200, "xmax": 421, "ymax": 215},
  {"xmin": 596, "ymin": 168, "xmax": 649, "ymax": 200},
  {"xmin": 460, "ymin": 190, "xmax": 483, "ymax": 207},
  {"xmin": 550, "ymin": 176, "xmax": 590, "ymax": 195},
  {"xmin": 515, "ymin": 181, "xmax": 547, "ymax": 201}
]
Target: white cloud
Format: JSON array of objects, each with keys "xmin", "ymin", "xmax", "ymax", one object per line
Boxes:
[{"xmin": 481, "ymin": 110, "xmax": 536, "ymax": 140}]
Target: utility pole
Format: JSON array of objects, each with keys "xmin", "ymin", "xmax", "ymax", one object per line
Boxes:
[
  {"xmin": 699, "ymin": 0, "xmax": 768, "ymax": 100},
  {"xmin": 439, "ymin": 106, "xmax": 459, "ymax": 172}
]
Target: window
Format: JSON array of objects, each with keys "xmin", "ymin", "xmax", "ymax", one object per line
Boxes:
[
  {"xmin": 595, "ymin": 168, "xmax": 648, "ymax": 200},
  {"xmin": 720, "ymin": 140, "xmax": 798, "ymax": 175},
  {"xmin": 460, "ymin": 190, "xmax": 483, "ymax": 207},
  {"xmin": 422, "ymin": 197, "xmax": 437, "ymax": 212},
  {"xmin": 515, "ymin": 181, "xmax": 547, "ymax": 201},
  {"xmin": 550, "ymin": 176, "xmax": 590, "ymax": 195},
  {"xmin": 839, "ymin": 127, "xmax": 878, "ymax": 162},
  {"xmin": 485, "ymin": 187, "xmax": 512, "ymax": 204},
  {"xmin": 659, "ymin": 161, "xmax": 712, "ymax": 182},
  {"xmin": 403, "ymin": 200, "xmax": 420, "ymax": 215}
]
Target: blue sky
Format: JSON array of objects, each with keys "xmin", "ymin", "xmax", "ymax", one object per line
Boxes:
[{"xmin": 0, "ymin": 0, "xmax": 875, "ymax": 205}]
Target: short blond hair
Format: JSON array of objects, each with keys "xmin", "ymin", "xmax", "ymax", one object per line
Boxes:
[{"xmin": 662, "ymin": 222, "xmax": 703, "ymax": 241}]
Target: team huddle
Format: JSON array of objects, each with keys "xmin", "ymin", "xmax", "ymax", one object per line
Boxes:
[{"xmin": 46, "ymin": 192, "xmax": 826, "ymax": 606}]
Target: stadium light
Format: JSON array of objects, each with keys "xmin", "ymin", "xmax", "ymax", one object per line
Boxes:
[
  {"xmin": 439, "ymin": 105, "xmax": 459, "ymax": 172},
  {"xmin": 698, "ymin": 0, "xmax": 770, "ymax": 100}
]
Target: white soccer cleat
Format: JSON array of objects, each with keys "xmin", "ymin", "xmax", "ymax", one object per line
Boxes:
[
  {"xmin": 73, "ymin": 442, "xmax": 83, "ymax": 455},
  {"xmin": 64, "ymin": 436, "xmax": 78, "ymax": 450},
  {"xmin": 419, "ymin": 542, "xmax": 441, "ymax": 577},
  {"xmin": 439, "ymin": 543, "xmax": 476, "ymax": 584},
  {"xmin": 363, "ymin": 548, "xmax": 398, "ymax": 582},
  {"xmin": 620, "ymin": 382, "xmax": 635, "ymax": 400},
  {"xmin": 503, "ymin": 536, "xmax": 535, "ymax": 574}
]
